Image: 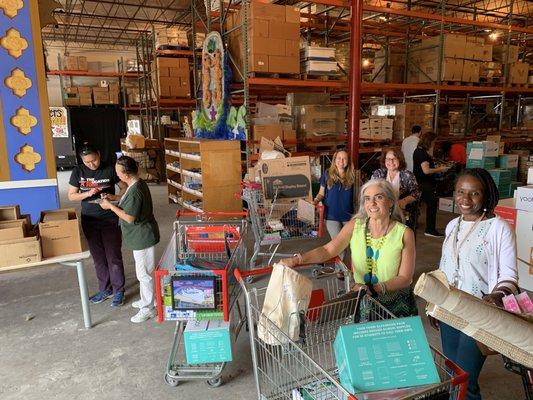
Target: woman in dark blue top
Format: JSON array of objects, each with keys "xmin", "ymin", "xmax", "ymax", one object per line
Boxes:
[{"xmin": 313, "ymin": 149, "xmax": 355, "ymax": 260}]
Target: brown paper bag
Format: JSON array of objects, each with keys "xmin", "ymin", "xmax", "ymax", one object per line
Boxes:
[{"xmin": 258, "ymin": 263, "xmax": 313, "ymax": 345}]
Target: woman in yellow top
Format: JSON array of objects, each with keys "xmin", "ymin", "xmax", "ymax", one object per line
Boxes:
[{"xmin": 281, "ymin": 179, "xmax": 417, "ymax": 317}]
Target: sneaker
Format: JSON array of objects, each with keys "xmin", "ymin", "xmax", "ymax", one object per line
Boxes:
[
  {"xmin": 424, "ymin": 230, "xmax": 445, "ymax": 238},
  {"xmin": 111, "ymin": 292, "xmax": 125, "ymax": 307},
  {"xmin": 131, "ymin": 308, "xmax": 154, "ymax": 323},
  {"xmin": 131, "ymin": 300, "xmax": 142, "ymax": 309},
  {"xmin": 89, "ymin": 290, "xmax": 113, "ymax": 304}
]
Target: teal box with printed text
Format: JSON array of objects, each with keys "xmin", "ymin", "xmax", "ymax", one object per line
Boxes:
[
  {"xmin": 334, "ymin": 316, "xmax": 440, "ymax": 394},
  {"xmin": 184, "ymin": 320, "xmax": 232, "ymax": 364}
]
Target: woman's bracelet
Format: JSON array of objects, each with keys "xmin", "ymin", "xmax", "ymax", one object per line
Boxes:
[
  {"xmin": 378, "ymin": 282, "xmax": 387, "ymax": 295},
  {"xmin": 293, "ymin": 253, "xmax": 303, "ymax": 264}
]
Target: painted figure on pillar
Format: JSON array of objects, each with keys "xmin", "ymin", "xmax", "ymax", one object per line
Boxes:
[{"xmin": 194, "ymin": 31, "xmax": 246, "ymax": 140}]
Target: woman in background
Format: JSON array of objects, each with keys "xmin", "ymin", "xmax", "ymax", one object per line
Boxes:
[
  {"xmin": 313, "ymin": 149, "xmax": 355, "ymax": 260},
  {"xmin": 413, "ymin": 132, "xmax": 450, "ymax": 237},
  {"xmin": 372, "ymin": 147, "xmax": 420, "ymax": 230}
]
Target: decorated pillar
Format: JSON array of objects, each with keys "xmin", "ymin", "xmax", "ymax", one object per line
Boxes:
[{"xmin": 0, "ymin": 0, "xmax": 59, "ymax": 222}]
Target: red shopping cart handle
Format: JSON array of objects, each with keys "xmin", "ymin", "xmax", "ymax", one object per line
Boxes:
[
  {"xmin": 234, "ymin": 257, "xmax": 341, "ymax": 280},
  {"xmin": 176, "ymin": 210, "xmax": 248, "ymax": 219}
]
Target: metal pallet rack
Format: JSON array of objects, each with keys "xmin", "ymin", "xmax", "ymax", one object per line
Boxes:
[{"xmin": 135, "ymin": 29, "xmax": 199, "ymax": 141}]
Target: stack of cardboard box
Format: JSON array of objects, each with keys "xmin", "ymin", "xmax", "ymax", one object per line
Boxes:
[
  {"xmin": 370, "ymin": 103, "xmax": 433, "ymax": 140},
  {"xmin": 466, "ymin": 141, "xmax": 499, "ymax": 169},
  {"xmin": 108, "ymin": 83, "xmax": 120, "ymax": 105},
  {"xmin": 408, "ymin": 34, "xmax": 493, "ymax": 84},
  {"xmin": 126, "ymin": 87, "xmax": 140, "ymax": 105},
  {"xmin": 0, "ymin": 206, "xmax": 40, "ymax": 269},
  {"xmin": 252, "ymin": 103, "xmax": 296, "ymax": 153},
  {"xmin": 64, "ymin": 86, "xmax": 93, "ymax": 106},
  {"xmin": 488, "ymin": 169, "xmax": 513, "ymax": 198},
  {"xmin": 226, "ymin": 1, "xmax": 300, "ymax": 75},
  {"xmin": 78, "ymin": 86, "xmax": 92, "ymax": 106},
  {"xmin": 372, "ymin": 48, "xmax": 405, "ymax": 83},
  {"xmin": 293, "ymin": 105, "xmax": 346, "ymax": 139},
  {"xmin": 479, "ymin": 62, "xmax": 503, "ymax": 82},
  {"xmin": 493, "ymin": 45, "xmax": 529, "ymax": 84},
  {"xmin": 300, "ymin": 46, "xmax": 338, "ymax": 75},
  {"xmin": 153, "ymin": 58, "xmax": 191, "ymax": 98},
  {"xmin": 63, "ymin": 56, "xmax": 88, "ymax": 71},
  {"xmin": 359, "ymin": 117, "xmax": 394, "ymax": 140},
  {"xmin": 499, "ymin": 154, "xmax": 519, "ymax": 180},
  {"xmin": 155, "ymin": 27, "xmax": 189, "ymax": 49},
  {"xmin": 448, "ymin": 111, "xmax": 466, "ymax": 136}
]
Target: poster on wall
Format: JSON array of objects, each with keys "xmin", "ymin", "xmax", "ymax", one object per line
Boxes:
[{"xmin": 49, "ymin": 107, "xmax": 69, "ymax": 138}]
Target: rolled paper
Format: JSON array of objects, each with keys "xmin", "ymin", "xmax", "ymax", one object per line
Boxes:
[{"xmin": 415, "ymin": 270, "xmax": 533, "ymax": 369}]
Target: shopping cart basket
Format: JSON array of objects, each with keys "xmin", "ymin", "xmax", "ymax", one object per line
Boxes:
[
  {"xmin": 241, "ymin": 182, "xmax": 324, "ymax": 271},
  {"xmin": 155, "ymin": 211, "xmax": 248, "ymax": 387},
  {"xmin": 235, "ymin": 264, "xmax": 468, "ymax": 400}
]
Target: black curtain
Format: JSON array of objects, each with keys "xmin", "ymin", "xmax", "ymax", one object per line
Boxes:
[{"xmin": 69, "ymin": 108, "xmax": 125, "ymax": 165}]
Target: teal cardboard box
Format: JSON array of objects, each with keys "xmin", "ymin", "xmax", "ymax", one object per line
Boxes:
[
  {"xmin": 334, "ymin": 316, "xmax": 440, "ymax": 394},
  {"xmin": 184, "ymin": 320, "xmax": 232, "ymax": 364}
]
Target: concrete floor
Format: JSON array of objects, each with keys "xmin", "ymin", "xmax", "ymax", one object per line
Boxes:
[{"xmin": 0, "ymin": 171, "xmax": 524, "ymax": 400}]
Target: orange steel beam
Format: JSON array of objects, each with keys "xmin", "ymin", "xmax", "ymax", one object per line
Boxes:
[
  {"xmin": 363, "ymin": 5, "xmax": 533, "ymax": 35},
  {"xmin": 247, "ymin": 77, "xmax": 348, "ymax": 89},
  {"xmin": 348, "ymin": 0, "xmax": 363, "ymax": 166},
  {"xmin": 360, "ymin": 82, "xmax": 533, "ymax": 94}
]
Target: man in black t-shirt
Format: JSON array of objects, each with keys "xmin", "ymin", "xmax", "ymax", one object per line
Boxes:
[{"xmin": 68, "ymin": 144, "xmax": 127, "ymax": 306}]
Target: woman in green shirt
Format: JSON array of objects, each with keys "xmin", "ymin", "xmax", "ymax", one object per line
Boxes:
[
  {"xmin": 100, "ymin": 156, "xmax": 160, "ymax": 323},
  {"xmin": 281, "ymin": 179, "xmax": 417, "ymax": 317}
]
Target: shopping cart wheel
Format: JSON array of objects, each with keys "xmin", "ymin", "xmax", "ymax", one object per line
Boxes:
[
  {"xmin": 245, "ymin": 276, "xmax": 254, "ymax": 284},
  {"xmin": 164, "ymin": 374, "xmax": 180, "ymax": 387},
  {"xmin": 206, "ymin": 377, "xmax": 223, "ymax": 387}
]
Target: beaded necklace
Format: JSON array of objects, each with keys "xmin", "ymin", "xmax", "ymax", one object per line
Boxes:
[{"xmin": 364, "ymin": 217, "xmax": 391, "ymax": 287}]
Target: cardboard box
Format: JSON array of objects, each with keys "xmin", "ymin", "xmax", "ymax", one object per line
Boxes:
[
  {"xmin": 285, "ymin": 6, "xmax": 300, "ymax": 23},
  {"xmin": 0, "ymin": 235, "xmax": 42, "ymax": 268},
  {"xmin": 516, "ymin": 209, "xmax": 533, "ymax": 267},
  {"xmin": 79, "ymin": 96, "xmax": 92, "ymax": 106},
  {"xmin": 286, "ymin": 92, "xmax": 330, "ymax": 107},
  {"xmin": 493, "ymin": 45, "xmax": 519, "ymax": 63},
  {"xmin": 64, "ymin": 56, "xmax": 79, "ymax": 70},
  {"xmin": 183, "ymin": 320, "xmax": 232, "ymax": 364},
  {"xmin": 269, "ymin": 55, "xmax": 299, "ymax": 74},
  {"xmin": 515, "ymin": 186, "xmax": 533, "ymax": 213},
  {"xmin": 77, "ymin": 56, "xmax": 88, "ymax": 71},
  {"xmin": 259, "ymin": 156, "xmax": 312, "ymax": 202},
  {"xmin": 528, "ymin": 167, "xmax": 533, "ymax": 185},
  {"xmin": 517, "ymin": 259, "xmax": 533, "ymax": 292},
  {"xmin": 509, "ymin": 62, "xmax": 529, "ymax": 84},
  {"xmin": 294, "ymin": 105, "xmax": 346, "ymax": 137},
  {"xmin": 39, "ymin": 209, "xmax": 82, "ymax": 258},
  {"xmin": 92, "ymin": 87, "xmax": 109, "ymax": 104},
  {"xmin": 416, "ymin": 58, "xmax": 464, "ymax": 83},
  {"xmin": 439, "ymin": 197, "xmax": 454, "ymax": 213},
  {"xmin": 64, "ymin": 98, "xmax": 80, "ymax": 106},
  {"xmin": 495, "ymin": 198, "xmax": 517, "ymax": 228},
  {"xmin": 0, "ymin": 222, "xmax": 25, "ymax": 241},
  {"xmin": 416, "ymin": 33, "xmax": 467, "ymax": 59},
  {"xmin": 0, "ymin": 205, "xmax": 20, "ymax": 221},
  {"xmin": 462, "ymin": 61, "xmax": 481, "ymax": 83}
]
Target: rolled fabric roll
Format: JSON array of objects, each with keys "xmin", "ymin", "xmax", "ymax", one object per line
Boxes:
[{"xmin": 415, "ymin": 271, "xmax": 533, "ymax": 369}]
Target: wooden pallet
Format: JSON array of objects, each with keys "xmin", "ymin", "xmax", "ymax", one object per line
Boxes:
[
  {"xmin": 509, "ymin": 83, "xmax": 529, "ymax": 88},
  {"xmin": 156, "ymin": 45, "xmax": 191, "ymax": 51},
  {"xmin": 300, "ymin": 73, "xmax": 346, "ymax": 81},
  {"xmin": 248, "ymin": 71, "xmax": 300, "ymax": 79}
]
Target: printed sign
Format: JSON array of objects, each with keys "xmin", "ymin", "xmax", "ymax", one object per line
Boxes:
[{"xmin": 49, "ymin": 107, "xmax": 69, "ymax": 138}]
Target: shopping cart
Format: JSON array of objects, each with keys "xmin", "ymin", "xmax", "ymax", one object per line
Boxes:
[
  {"xmin": 235, "ymin": 264, "xmax": 468, "ymax": 400},
  {"xmin": 241, "ymin": 182, "xmax": 325, "ymax": 272},
  {"xmin": 155, "ymin": 211, "xmax": 248, "ymax": 387}
]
